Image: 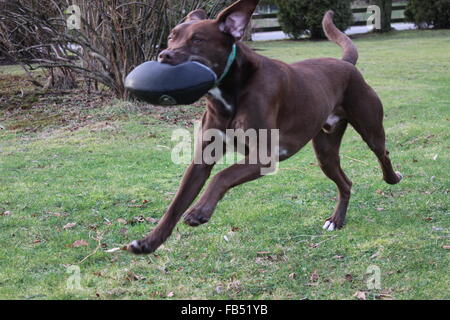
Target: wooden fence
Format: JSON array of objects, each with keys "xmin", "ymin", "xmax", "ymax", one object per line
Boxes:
[{"xmin": 252, "ymin": 4, "xmax": 407, "ymax": 33}]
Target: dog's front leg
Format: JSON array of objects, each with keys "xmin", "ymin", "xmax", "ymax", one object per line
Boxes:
[
  {"xmin": 128, "ymin": 162, "xmax": 214, "ymax": 254},
  {"xmin": 184, "ymin": 159, "xmax": 275, "ymax": 227}
]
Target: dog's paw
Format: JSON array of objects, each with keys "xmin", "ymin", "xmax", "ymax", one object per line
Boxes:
[
  {"xmin": 322, "ymin": 220, "xmax": 336, "ymax": 232},
  {"xmin": 386, "ymin": 171, "xmax": 403, "ymax": 185},
  {"xmin": 322, "ymin": 218, "xmax": 344, "ymax": 232},
  {"xmin": 183, "ymin": 207, "xmax": 211, "ymax": 227},
  {"xmin": 127, "ymin": 238, "xmax": 159, "ymax": 255}
]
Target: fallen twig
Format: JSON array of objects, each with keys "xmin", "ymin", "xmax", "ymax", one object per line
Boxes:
[
  {"xmin": 77, "ymin": 231, "xmax": 105, "ymax": 264},
  {"xmin": 343, "ymin": 155, "xmax": 369, "ymax": 165},
  {"xmin": 280, "ymin": 168, "xmax": 305, "ymax": 173}
]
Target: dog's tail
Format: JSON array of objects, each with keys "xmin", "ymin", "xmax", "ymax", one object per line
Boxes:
[{"xmin": 322, "ymin": 11, "xmax": 358, "ymax": 65}]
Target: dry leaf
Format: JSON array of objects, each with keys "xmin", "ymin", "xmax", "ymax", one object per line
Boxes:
[
  {"xmin": 443, "ymin": 245, "xmax": 450, "ymax": 250},
  {"xmin": 215, "ymin": 286, "xmax": 224, "ymax": 294},
  {"xmin": 126, "ymin": 271, "xmax": 145, "ymax": 281},
  {"xmin": 126, "ymin": 272, "xmax": 139, "ymax": 281},
  {"xmin": 378, "ymin": 293, "xmax": 394, "ymax": 300},
  {"xmin": 2, "ymin": 211, "xmax": 12, "ymax": 216},
  {"xmin": 255, "ymin": 257, "xmax": 265, "ymax": 264},
  {"xmin": 167, "ymin": 292, "xmax": 174, "ymax": 298},
  {"xmin": 132, "ymin": 216, "xmax": 146, "ymax": 223},
  {"xmin": 63, "ymin": 222, "xmax": 77, "ymax": 230},
  {"xmin": 105, "ymin": 247, "xmax": 121, "ymax": 253},
  {"xmin": 145, "ymin": 217, "xmax": 159, "ymax": 224},
  {"xmin": 310, "ymin": 270, "xmax": 319, "ymax": 282},
  {"xmin": 333, "ymin": 255, "xmax": 344, "ymax": 259},
  {"xmin": 117, "ymin": 218, "xmax": 127, "ymax": 225},
  {"xmin": 305, "ymin": 282, "xmax": 319, "ymax": 287},
  {"xmin": 354, "ymin": 291, "xmax": 366, "ymax": 300},
  {"xmin": 289, "ymin": 273, "xmax": 297, "ymax": 279},
  {"xmin": 72, "ymin": 239, "xmax": 89, "ymax": 247},
  {"xmin": 256, "ymin": 252, "xmax": 286, "ymax": 264},
  {"xmin": 227, "ymin": 280, "xmax": 241, "ymax": 293}
]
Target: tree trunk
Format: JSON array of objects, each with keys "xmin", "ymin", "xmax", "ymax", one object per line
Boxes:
[{"xmin": 373, "ymin": 0, "xmax": 392, "ymax": 33}]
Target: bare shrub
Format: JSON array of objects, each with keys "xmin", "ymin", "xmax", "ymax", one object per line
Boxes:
[{"xmin": 0, "ymin": 0, "xmax": 233, "ymax": 97}]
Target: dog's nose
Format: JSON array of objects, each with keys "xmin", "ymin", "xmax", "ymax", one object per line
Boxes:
[{"xmin": 158, "ymin": 50, "xmax": 175, "ymax": 64}]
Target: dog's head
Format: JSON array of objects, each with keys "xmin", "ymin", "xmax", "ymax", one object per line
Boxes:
[{"xmin": 158, "ymin": 0, "xmax": 259, "ymax": 74}]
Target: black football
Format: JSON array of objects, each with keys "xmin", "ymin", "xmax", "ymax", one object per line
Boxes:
[{"xmin": 124, "ymin": 61, "xmax": 217, "ymax": 106}]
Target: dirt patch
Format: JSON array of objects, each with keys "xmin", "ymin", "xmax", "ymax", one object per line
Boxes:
[
  {"xmin": 148, "ymin": 101, "xmax": 205, "ymax": 127},
  {"xmin": 0, "ymin": 67, "xmax": 205, "ymax": 133},
  {"xmin": 1, "ymin": 88, "xmax": 114, "ymax": 133},
  {"xmin": 0, "ymin": 70, "xmax": 113, "ymax": 133}
]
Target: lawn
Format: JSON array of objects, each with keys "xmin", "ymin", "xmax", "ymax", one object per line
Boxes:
[{"xmin": 0, "ymin": 30, "xmax": 449, "ymax": 300}]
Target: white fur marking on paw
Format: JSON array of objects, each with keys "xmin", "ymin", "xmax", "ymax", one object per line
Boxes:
[
  {"xmin": 327, "ymin": 222, "xmax": 336, "ymax": 232},
  {"xmin": 131, "ymin": 240, "xmax": 139, "ymax": 248},
  {"xmin": 323, "ymin": 221, "xmax": 331, "ymax": 230}
]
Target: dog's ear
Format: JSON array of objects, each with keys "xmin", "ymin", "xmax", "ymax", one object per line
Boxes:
[
  {"xmin": 216, "ymin": 0, "xmax": 259, "ymax": 40},
  {"xmin": 186, "ymin": 9, "xmax": 207, "ymax": 22}
]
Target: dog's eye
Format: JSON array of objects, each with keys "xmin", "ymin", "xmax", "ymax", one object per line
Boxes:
[{"xmin": 191, "ymin": 36, "xmax": 205, "ymax": 44}]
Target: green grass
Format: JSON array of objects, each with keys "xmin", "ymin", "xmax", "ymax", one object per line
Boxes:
[
  {"xmin": 0, "ymin": 64, "xmax": 27, "ymax": 76},
  {"xmin": 0, "ymin": 30, "xmax": 449, "ymax": 300}
]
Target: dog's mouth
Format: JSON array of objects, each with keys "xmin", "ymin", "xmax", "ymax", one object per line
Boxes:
[{"xmin": 188, "ymin": 55, "xmax": 213, "ymax": 69}]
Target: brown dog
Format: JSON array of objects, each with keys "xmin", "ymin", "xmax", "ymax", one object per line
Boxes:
[{"xmin": 128, "ymin": 0, "xmax": 402, "ymax": 254}]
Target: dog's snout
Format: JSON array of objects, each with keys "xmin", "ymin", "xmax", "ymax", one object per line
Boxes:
[{"xmin": 158, "ymin": 50, "xmax": 175, "ymax": 63}]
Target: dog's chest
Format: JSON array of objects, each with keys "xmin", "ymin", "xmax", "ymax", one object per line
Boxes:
[{"xmin": 208, "ymin": 88, "xmax": 235, "ymax": 114}]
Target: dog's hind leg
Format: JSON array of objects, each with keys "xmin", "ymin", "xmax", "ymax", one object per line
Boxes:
[
  {"xmin": 344, "ymin": 80, "xmax": 402, "ymax": 185},
  {"xmin": 313, "ymin": 121, "xmax": 352, "ymax": 231}
]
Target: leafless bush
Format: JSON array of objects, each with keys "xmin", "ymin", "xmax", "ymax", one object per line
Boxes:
[{"xmin": 0, "ymin": 0, "xmax": 233, "ymax": 97}]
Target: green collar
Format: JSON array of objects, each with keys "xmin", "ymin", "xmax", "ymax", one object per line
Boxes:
[{"xmin": 216, "ymin": 44, "xmax": 237, "ymax": 85}]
